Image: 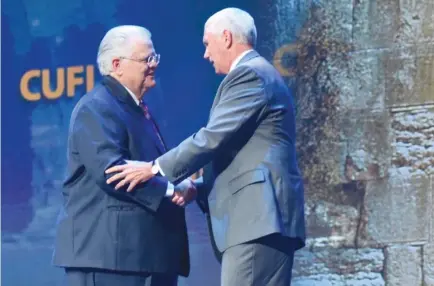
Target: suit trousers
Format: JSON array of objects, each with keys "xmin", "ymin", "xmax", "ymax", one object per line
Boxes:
[
  {"xmin": 220, "ymin": 234, "xmax": 296, "ymax": 286},
  {"xmin": 64, "ymin": 268, "xmax": 178, "ymax": 286}
]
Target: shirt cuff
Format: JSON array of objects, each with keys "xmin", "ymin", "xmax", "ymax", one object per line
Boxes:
[
  {"xmin": 155, "ymin": 159, "xmax": 166, "ymax": 176},
  {"xmin": 165, "ymin": 182, "xmax": 174, "ymax": 197}
]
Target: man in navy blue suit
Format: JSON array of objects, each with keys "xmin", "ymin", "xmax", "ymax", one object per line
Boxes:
[{"xmin": 52, "ymin": 25, "xmax": 196, "ymax": 286}]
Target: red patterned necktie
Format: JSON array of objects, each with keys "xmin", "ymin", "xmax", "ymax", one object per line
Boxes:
[{"xmin": 139, "ymin": 101, "xmax": 167, "ymax": 152}]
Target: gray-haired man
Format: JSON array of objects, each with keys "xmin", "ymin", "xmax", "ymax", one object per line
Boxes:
[{"xmin": 53, "ymin": 25, "xmax": 196, "ymax": 286}]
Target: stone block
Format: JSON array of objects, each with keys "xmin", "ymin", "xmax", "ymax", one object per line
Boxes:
[
  {"xmin": 298, "ymin": 140, "xmax": 345, "ymax": 191},
  {"xmin": 293, "ymin": 248, "xmax": 384, "ymax": 277},
  {"xmin": 391, "ymin": 108, "xmax": 434, "ymax": 175},
  {"xmin": 322, "ymin": 45, "xmax": 434, "ymax": 109},
  {"xmin": 340, "ymin": 110, "xmax": 392, "ymax": 182},
  {"xmin": 292, "ymin": 247, "xmax": 385, "ymax": 285},
  {"xmin": 384, "ymin": 245, "xmax": 422, "ymax": 286},
  {"xmin": 353, "ymin": 0, "xmax": 434, "ymax": 49},
  {"xmin": 292, "ymin": 273, "xmax": 385, "ymax": 286},
  {"xmin": 281, "ymin": 50, "xmax": 386, "ymax": 111},
  {"xmin": 273, "ymin": 0, "xmax": 353, "ymax": 49},
  {"xmin": 305, "ymin": 200, "xmax": 360, "ymax": 247},
  {"xmin": 311, "ymin": 0, "xmax": 353, "ymax": 45},
  {"xmin": 423, "ymin": 243, "xmax": 434, "ymax": 286},
  {"xmin": 271, "ymin": 2, "xmax": 355, "ymax": 81},
  {"xmin": 358, "ymin": 175, "xmax": 431, "ymax": 246},
  {"xmin": 341, "ymin": 51, "xmax": 386, "ymax": 111},
  {"xmin": 295, "ymin": 59, "xmax": 392, "ymax": 187},
  {"xmin": 383, "ymin": 45, "xmax": 434, "ymax": 107}
]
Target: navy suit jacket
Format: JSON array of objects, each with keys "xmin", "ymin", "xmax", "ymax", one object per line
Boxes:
[{"xmin": 52, "ymin": 76, "xmax": 190, "ymax": 276}]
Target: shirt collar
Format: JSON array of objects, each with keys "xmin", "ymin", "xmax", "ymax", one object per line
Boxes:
[
  {"xmin": 229, "ymin": 49, "xmax": 254, "ymax": 72},
  {"xmin": 122, "ymin": 84, "xmax": 140, "ymax": 105}
]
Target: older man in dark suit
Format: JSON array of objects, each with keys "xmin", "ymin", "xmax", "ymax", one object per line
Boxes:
[{"xmin": 52, "ymin": 25, "xmax": 196, "ymax": 286}]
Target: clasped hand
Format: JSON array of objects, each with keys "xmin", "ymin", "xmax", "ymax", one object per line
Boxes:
[{"xmin": 172, "ymin": 178, "xmax": 197, "ymax": 207}]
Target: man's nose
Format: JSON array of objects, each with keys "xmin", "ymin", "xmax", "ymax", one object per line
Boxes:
[{"xmin": 148, "ymin": 61, "xmax": 158, "ymax": 68}]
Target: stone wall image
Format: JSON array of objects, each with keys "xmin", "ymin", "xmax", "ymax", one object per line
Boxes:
[{"xmin": 260, "ymin": 0, "xmax": 434, "ymax": 285}]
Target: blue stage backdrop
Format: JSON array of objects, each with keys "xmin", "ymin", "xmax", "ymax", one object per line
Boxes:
[{"xmin": 1, "ymin": 0, "xmax": 299, "ymax": 285}]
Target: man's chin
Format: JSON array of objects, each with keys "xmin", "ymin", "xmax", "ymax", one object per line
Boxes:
[
  {"xmin": 215, "ymin": 68, "xmax": 226, "ymax": 75},
  {"xmin": 212, "ymin": 65, "xmax": 227, "ymax": 75},
  {"xmin": 145, "ymin": 78, "xmax": 157, "ymax": 88}
]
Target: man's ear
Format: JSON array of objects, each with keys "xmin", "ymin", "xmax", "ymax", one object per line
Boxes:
[
  {"xmin": 223, "ymin": 30, "xmax": 233, "ymax": 49},
  {"xmin": 112, "ymin": 58, "xmax": 123, "ymax": 76}
]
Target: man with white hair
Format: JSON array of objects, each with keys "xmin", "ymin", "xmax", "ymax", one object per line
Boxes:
[
  {"xmin": 52, "ymin": 25, "xmax": 196, "ymax": 286},
  {"xmin": 106, "ymin": 8, "xmax": 306, "ymax": 285}
]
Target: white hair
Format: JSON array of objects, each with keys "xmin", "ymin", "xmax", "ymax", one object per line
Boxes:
[
  {"xmin": 97, "ymin": 25, "xmax": 152, "ymax": 75},
  {"xmin": 205, "ymin": 8, "xmax": 257, "ymax": 47}
]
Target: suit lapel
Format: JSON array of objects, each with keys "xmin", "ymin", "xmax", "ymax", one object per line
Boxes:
[
  {"xmin": 142, "ymin": 118, "xmax": 166, "ymax": 155},
  {"xmin": 101, "ymin": 76, "xmax": 166, "ymax": 155},
  {"xmin": 209, "ymin": 50, "xmax": 260, "ymax": 119},
  {"xmin": 143, "ymin": 109, "xmax": 167, "ymax": 155},
  {"xmin": 209, "ymin": 84, "xmax": 224, "ymax": 116},
  {"xmin": 236, "ymin": 50, "xmax": 259, "ymax": 66},
  {"xmin": 204, "ymin": 51, "xmax": 261, "ymax": 196},
  {"xmin": 101, "ymin": 76, "xmax": 143, "ymax": 114}
]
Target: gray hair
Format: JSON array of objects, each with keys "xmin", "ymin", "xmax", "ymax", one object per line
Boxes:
[
  {"xmin": 205, "ymin": 8, "xmax": 257, "ymax": 47},
  {"xmin": 97, "ymin": 25, "xmax": 152, "ymax": 75}
]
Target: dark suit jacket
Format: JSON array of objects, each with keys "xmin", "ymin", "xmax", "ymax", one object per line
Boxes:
[
  {"xmin": 52, "ymin": 76, "xmax": 190, "ymax": 277},
  {"xmin": 158, "ymin": 50, "xmax": 306, "ymax": 253}
]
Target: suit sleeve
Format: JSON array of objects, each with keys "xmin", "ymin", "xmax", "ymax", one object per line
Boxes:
[
  {"xmin": 193, "ymin": 176, "xmax": 211, "ymax": 214},
  {"xmin": 73, "ymin": 100, "xmax": 167, "ymax": 212},
  {"xmin": 158, "ymin": 66, "xmax": 268, "ymax": 184}
]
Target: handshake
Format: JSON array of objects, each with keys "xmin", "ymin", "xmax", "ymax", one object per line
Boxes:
[
  {"xmin": 171, "ymin": 178, "xmax": 197, "ymax": 207},
  {"xmin": 105, "ymin": 160, "xmax": 197, "ymax": 207}
]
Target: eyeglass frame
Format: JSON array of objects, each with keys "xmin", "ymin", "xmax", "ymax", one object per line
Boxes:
[{"xmin": 120, "ymin": 53, "xmax": 160, "ymax": 65}]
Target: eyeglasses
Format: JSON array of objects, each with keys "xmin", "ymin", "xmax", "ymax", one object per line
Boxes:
[{"xmin": 120, "ymin": 54, "xmax": 160, "ymax": 65}]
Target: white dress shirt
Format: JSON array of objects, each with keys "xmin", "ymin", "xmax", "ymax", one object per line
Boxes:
[
  {"xmin": 122, "ymin": 85, "xmax": 174, "ymax": 197},
  {"xmin": 229, "ymin": 49, "xmax": 254, "ymax": 72}
]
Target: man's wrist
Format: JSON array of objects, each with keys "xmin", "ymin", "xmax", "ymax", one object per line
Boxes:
[
  {"xmin": 151, "ymin": 160, "xmax": 160, "ymax": 175},
  {"xmin": 174, "ymin": 183, "xmax": 184, "ymax": 193},
  {"xmin": 176, "ymin": 178, "xmax": 195, "ymax": 193},
  {"xmin": 165, "ymin": 182, "xmax": 175, "ymax": 197},
  {"xmin": 155, "ymin": 159, "xmax": 166, "ymax": 176}
]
